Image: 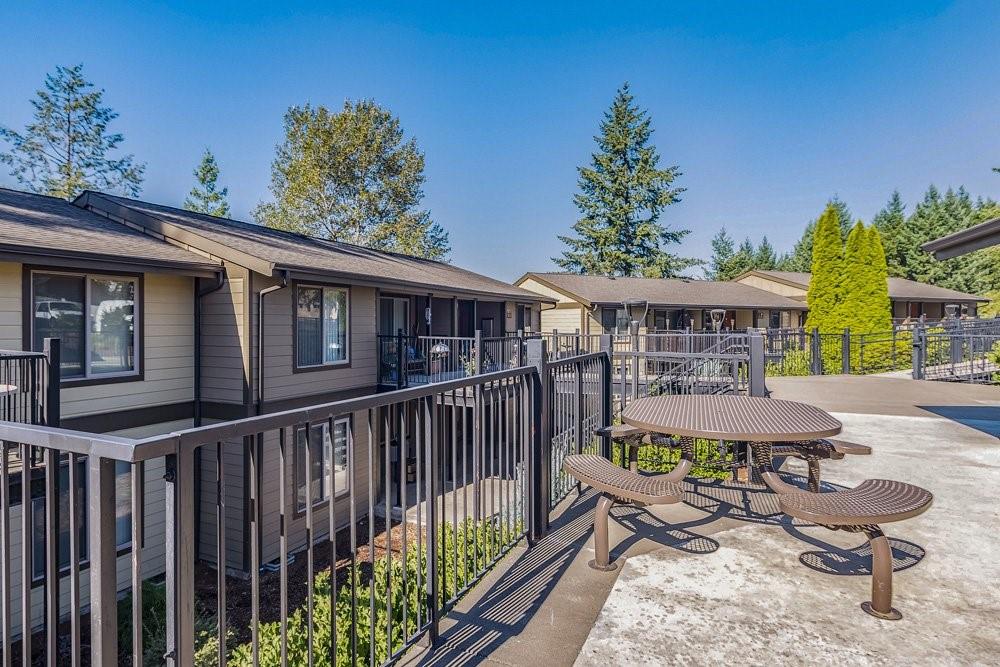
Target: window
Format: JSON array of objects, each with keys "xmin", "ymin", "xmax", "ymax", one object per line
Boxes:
[
  {"xmin": 31, "ymin": 459, "xmax": 132, "ymax": 580},
  {"xmin": 296, "ymin": 285, "xmax": 349, "ymax": 367},
  {"xmin": 601, "ymin": 307, "xmax": 629, "ymax": 334},
  {"xmin": 379, "ymin": 297, "xmax": 409, "ymax": 337},
  {"xmin": 32, "ymin": 271, "xmax": 138, "ymax": 379},
  {"xmin": 295, "ymin": 418, "xmax": 350, "ymax": 512}
]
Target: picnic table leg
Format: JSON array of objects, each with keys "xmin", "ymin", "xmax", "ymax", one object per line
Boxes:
[
  {"xmin": 749, "ymin": 441, "xmax": 803, "ymax": 495},
  {"xmin": 861, "ymin": 526, "xmax": 902, "ymax": 620},
  {"xmin": 590, "ymin": 492, "xmax": 618, "ymax": 571}
]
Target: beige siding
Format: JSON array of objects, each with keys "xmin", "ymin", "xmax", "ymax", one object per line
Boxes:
[
  {"xmin": 0, "ymin": 262, "xmax": 195, "ymax": 419},
  {"xmin": 540, "ymin": 305, "xmax": 584, "ymax": 334},
  {"xmin": 516, "ymin": 277, "xmax": 575, "ymax": 304},
  {"xmin": 735, "ymin": 274, "xmax": 807, "ymax": 299},
  {"xmin": 257, "ymin": 410, "xmax": 373, "ymax": 564},
  {"xmin": 255, "ymin": 278, "xmax": 377, "ymax": 403},
  {"xmin": 201, "ymin": 262, "xmax": 248, "ymax": 405},
  {"xmin": 6, "ymin": 419, "xmax": 185, "ymax": 638}
]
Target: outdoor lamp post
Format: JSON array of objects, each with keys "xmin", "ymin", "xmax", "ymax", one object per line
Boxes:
[
  {"xmin": 710, "ymin": 308, "xmax": 726, "ymax": 332},
  {"xmin": 623, "ymin": 299, "xmax": 649, "ymax": 336}
]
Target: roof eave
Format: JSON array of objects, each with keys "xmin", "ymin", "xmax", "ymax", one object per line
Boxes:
[
  {"xmin": 0, "ymin": 243, "xmax": 220, "ymax": 277},
  {"xmin": 922, "ymin": 218, "xmax": 1000, "ymax": 260}
]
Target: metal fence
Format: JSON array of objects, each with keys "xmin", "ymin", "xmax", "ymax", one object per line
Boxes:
[
  {"xmin": 0, "ymin": 347, "xmax": 617, "ymax": 665},
  {"xmin": 0, "ymin": 341, "xmax": 60, "ymax": 427},
  {"xmin": 913, "ymin": 329, "xmax": 1000, "ymax": 383},
  {"xmin": 377, "ymin": 334, "xmax": 475, "ymax": 388}
]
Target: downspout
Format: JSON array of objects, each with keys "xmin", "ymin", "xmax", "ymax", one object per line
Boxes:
[
  {"xmin": 193, "ymin": 269, "xmax": 224, "ymax": 564},
  {"xmin": 194, "ymin": 270, "xmax": 225, "ymax": 426},
  {"xmin": 257, "ymin": 270, "xmax": 290, "ymax": 415}
]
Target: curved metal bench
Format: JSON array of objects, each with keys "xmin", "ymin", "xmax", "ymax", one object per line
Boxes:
[
  {"xmin": 563, "ymin": 453, "xmax": 683, "ymax": 571},
  {"xmin": 772, "ymin": 438, "xmax": 873, "ymax": 492},
  {"xmin": 594, "ymin": 425, "xmax": 691, "ymax": 480},
  {"xmin": 754, "ymin": 443, "xmax": 932, "ymax": 620}
]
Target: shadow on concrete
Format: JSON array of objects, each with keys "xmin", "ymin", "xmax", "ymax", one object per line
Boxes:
[
  {"xmin": 411, "ymin": 485, "xmax": 725, "ymax": 666},
  {"xmin": 918, "ymin": 405, "xmax": 1000, "ymax": 438},
  {"xmin": 796, "ymin": 537, "xmax": 926, "ymax": 576}
]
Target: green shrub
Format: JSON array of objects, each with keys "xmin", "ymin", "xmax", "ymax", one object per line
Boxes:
[
  {"xmin": 610, "ymin": 439, "xmax": 731, "ymax": 480},
  {"xmin": 228, "ymin": 518, "xmax": 519, "ymax": 666},
  {"xmin": 117, "ymin": 579, "xmax": 219, "ymax": 667}
]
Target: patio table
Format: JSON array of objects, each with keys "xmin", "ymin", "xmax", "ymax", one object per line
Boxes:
[{"xmin": 621, "ymin": 394, "xmax": 842, "ymax": 485}]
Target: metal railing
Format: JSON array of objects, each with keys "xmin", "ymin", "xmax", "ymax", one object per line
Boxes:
[
  {"xmin": 378, "ymin": 333, "xmax": 475, "ymax": 388},
  {"xmin": 0, "ymin": 340, "xmax": 60, "ymax": 427},
  {"xmin": 912, "ymin": 328, "xmax": 1000, "ymax": 383},
  {"xmin": 0, "ymin": 347, "xmax": 620, "ymax": 665}
]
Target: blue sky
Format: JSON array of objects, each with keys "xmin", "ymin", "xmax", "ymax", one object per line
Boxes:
[{"xmin": 2, "ymin": 1, "xmax": 999, "ymax": 281}]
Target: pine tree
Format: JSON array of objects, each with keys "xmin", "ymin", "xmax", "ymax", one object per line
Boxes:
[
  {"xmin": 754, "ymin": 236, "xmax": 777, "ymax": 270},
  {"xmin": 804, "ymin": 204, "xmax": 844, "ymax": 332},
  {"xmin": 554, "ymin": 83, "xmax": 695, "ymax": 277},
  {"xmin": 871, "ymin": 191, "xmax": 907, "ymax": 277},
  {"xmin": 184, "ymin": 148, "xmax": 230, "ymax": 217},
  {"xmin": 777, "ymin": 221, "xmax": 814, "ymax": 271},
  {"xmin": 0, "ymin": 64, "xmax": 144, "ymax": 199},
  {"xmin": 708, "ymin": 227, "xmax": 735, "ymax": 280},
  {"xmin": 254, "ymin": 100, "xmax": 450, "ymax": 260}
]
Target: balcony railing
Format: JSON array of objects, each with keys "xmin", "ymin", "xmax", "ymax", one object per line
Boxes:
[{"xmin": 0, "ymin": 339, "xmax": 626, "ymax": 666}]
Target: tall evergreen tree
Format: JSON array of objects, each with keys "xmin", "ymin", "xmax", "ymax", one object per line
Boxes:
[
  {"xmin": 554, "ymin": 83, "xmax": 695, "ymax": 277},
  {"xmin": 0, "ymin": 64, "xmax": 144, "ymax": 199},
  {"xmin": 254, "ymin": 100, "xmax": 450, "ymax": 260},
  {"xmin": 184, "ymin": 148, "xmax": 230, "ymax": 217},
  {"xmin": 754, "ymin": 236, "xmax": 777, "ymax": 270},
  {"xmin": 708, "ymin": 227, "xmax": 735, "ymax": 280},
  {"xmin": 840, "ymin": 222, "xmax": 867, "ymax": 332},
  {"xmin": 804, "ymin": 204, "xmax": 844, "ymax": 332},
  {"xmin": 863, "ymin": 226, "xmax": 893, "ymax": 332},
  {"xmin": 871, "ymin": 191, "xmax": 907, "ymax": 277},
  {"xmin": 777, "ymin": 221, "xmax": 814, "ymax": 271}
]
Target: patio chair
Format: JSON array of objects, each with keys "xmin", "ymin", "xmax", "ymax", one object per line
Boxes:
[
  {"xmin": 753, "ymin": 442, "xmax": 932, "ymax": 620},
  {"xmin": 771, "ymin": 438, "xmax": 872, "ymax": 493},
  {"xmin": 562, "ymin": 453, "xmax": 683, "ymax": 571}
]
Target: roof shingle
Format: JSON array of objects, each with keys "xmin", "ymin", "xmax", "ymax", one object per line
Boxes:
[
  {"xmin": 0, "ymin": 188, "xmax": 219, "ymax": 272},
  {"xmin": 83, "ymin": 193, "xmax": 546, "ymax": 302},
  {"xmin": 520, "ymin": 272, "xmax": 807, "ymax": 309},
  {"xmin": 747, "ymin": 270, "xmax": 987, "ymax": 302}
]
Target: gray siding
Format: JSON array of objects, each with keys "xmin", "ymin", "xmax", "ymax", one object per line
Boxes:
[{"xmin": 200, "ymin": 262, "xmax": 249, "ymax": 406}]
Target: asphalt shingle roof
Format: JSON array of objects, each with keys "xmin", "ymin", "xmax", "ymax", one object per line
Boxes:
[
  {"xmin": 750, "ymin": 270, "xmax": 987, "ymax": 302},
  {"xmin": 0, "ymin": 188, "xmax": 218, "ymax": 272},
  {"xmin": 521, "ymin": 272, "xmax": 807, "ymax": 309},
  {"xmin": 86, "ymin": 193, "xmax": 546, "ymax": 302}
]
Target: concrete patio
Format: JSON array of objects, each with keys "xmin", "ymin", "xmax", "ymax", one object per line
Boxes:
[{"xmin": 402, "ymin": 376, "xmax": 1000, "ymax": 666}]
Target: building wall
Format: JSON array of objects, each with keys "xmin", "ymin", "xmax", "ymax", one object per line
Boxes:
[
  {"xmin": 253, "ymin": 275, "xmax": 378, "ymax": 407},
  {"xmin": 540, "ymin": 304, "xmax": 584, "ymax": 334},
  {"xmin": 734, "ymin": 274, "xmax": 807, "ymax": 299},
  {"xmin": 516, "ymin": 277, "xmax": 575, "ymax": 304},
  {"xmin": 4, "ymin": 418, "xmax": 187, "ymax": 638},
  {"xmin": 200, "ymin": 262, "xmax": 249, "ymax": 407},
  {"xmin": 0, "ymin": 262, "xmax": 196, "ymax": 420}
]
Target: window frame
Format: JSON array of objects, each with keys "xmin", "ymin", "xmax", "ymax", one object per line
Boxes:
[
  {"xmin": 27, "ymin": 456, "xmax": 136, "ymax": 586},
  {"xmin": 292, "ymin": 282, "xmax": 351, "ymax": 372},
  {"xmin": 292, "ymin": 416, "xmax": 352, "ymax": 517},
  {"xmin": 25, "ymin": 267, "xmax": 143, "ymax": 386}
]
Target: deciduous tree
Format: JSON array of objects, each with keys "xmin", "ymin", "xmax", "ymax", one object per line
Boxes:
[{"xmin": 254, "ymin": 100, "xmax": 450, "ymax": 260}]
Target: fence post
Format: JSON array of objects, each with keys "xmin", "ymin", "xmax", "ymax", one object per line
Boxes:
[
  {"xmin": 42, "ymin": 337, "xmax": 60, "ymax": 427},
  {"xmin": 842, "ymin": 327, "xmax": 851, "ymax": 374},
  {"xmin": 810, "ymin": 328, "xmax": 822, "ymax": 375},
  {"xmin": 396, "ymin": 328, "xmax": 405, "ymax": 390},
  {"xmin": 526, "ymin": 337, "xmax": 550, "ymax": 540},
  {"xmin": 574, "ymin": 360, "xmax": 584, "ymax": 457},
  {"xmin": 89, "ymin": 456, "xmax": 118, "ymax": 667},
  {"xmin": 474, "ymin": 329, "xmax": 483, "ymax": 374},
  {"xmin": 911, "ymin": 325, "xmax": 925, "ymax": 380},
  {"xmin": 599, "ymin": 346, "xmax": 613, "ymax": 458},
  {"xmin": 748, "ymin": 331, "xmax": 766, "ymax": 397},
  {"xmin": 165, "ymin": 448, "xmax": 195, "ymax": 666},
  {"xmin": 423, "ymin": 395, "xmax": 440, "ymax": 642}
]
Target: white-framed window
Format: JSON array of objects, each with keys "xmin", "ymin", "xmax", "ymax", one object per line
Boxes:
[
  {"xmin": 31, "ymin": 271, "xmax": 139, "ymax": 379},
  {"xmin": 296, "ymin": 285, "xmax": 349, "ymax": 367},
  {"xmin": 295, "ymin": 417, "xmax": 350, "ymax": 512},
  {"xmin": 31, "ymin": 459, "xmax": 133, "ymax": 580}
]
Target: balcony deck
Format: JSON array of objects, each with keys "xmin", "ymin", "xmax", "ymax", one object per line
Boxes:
[{"xmin": 402, "ymin": 376, "xmax": 1000, "ymax": 665}]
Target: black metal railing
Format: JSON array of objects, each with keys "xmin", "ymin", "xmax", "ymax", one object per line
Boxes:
[
  {"xmin": 0, "ymin": 345, "xmax": 622, "ymax": 666},
  {"xmin": 0, "ymin": 339, "xmax": 60, "ymax": 427}
]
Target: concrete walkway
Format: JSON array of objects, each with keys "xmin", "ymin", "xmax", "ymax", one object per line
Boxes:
[{"xmin": 404, "ymin": 376, "xmax": 1000, "ymax": 666}]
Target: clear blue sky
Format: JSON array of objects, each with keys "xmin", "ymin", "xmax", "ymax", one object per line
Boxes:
[{"xmin": 2, "ymin": 1, "xmax": 999, "ymax": 281}]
